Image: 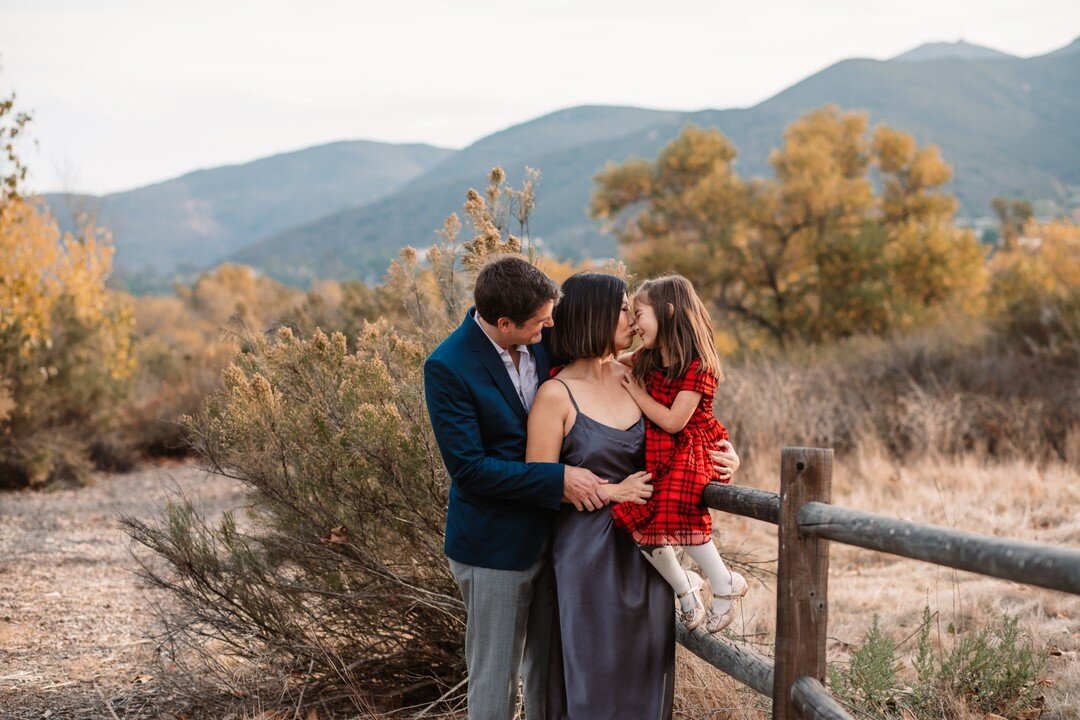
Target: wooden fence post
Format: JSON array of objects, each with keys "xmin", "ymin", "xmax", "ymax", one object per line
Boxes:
[{"xmin": 773, "ymin": 447, "xmax": 833, "ymax": 719}]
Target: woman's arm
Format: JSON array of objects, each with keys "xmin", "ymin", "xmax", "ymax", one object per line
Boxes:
[
  {"xmin": 621, "ymin": 372, "xmax": 701, "ymax": 434},
  {"xmin": 526, "ymin": 382, "xmax": 609, "ymax": 510},
  {"xmin": 526, "ymin": 382, "xmax": 570, "ymax": 464},
  {"xmin": 527, "ymin": 381, "xmax": 651, "ymax": 505}
]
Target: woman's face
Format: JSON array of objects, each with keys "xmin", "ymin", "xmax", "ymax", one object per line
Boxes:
[
  {"xmin": 613, "ymin": 293, "xmax": 636, "ymax": 352},
  {"xmin": 633, "ymin": 296, "xmax": 660, "ymax": 349}
]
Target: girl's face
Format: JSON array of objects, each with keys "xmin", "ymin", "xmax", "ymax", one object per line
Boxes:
[
  {"xmin": 633, "ymin": 296, "xmax": 660, "ymax": 349},
  {"xmin": 614, "ymin": 293, "xmax": 636, "ymax": 352}
]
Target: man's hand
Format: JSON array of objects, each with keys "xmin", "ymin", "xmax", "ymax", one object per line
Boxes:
[
  {"xmin": 708, "ymin": 439, "xmax": 740, "ymax": 482},
  {"xmin": 563, "ymin": 465, "xmax": 610, "ymax": 511},
  {"xmin": 607, "ymin": 471, "xmax": 653, "ymax": 505}
]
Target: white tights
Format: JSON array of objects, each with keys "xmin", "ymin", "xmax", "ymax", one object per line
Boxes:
[{"xmin": 641, "ymin": 542, "xmax": 735, "ymax": 613}]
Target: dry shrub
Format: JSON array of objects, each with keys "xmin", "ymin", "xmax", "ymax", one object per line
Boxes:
[
  {"xmin": 719, "ymin": 320, "xmax": 1078, "ymax": 467},
  {"xmin": 122, "ymin": 265, "xmax": 389, "ymax": 458},
  {"xmin": 123, "ymin": 322, "xmax": 464, "ymax": 710},
  {"xmin": 123, "ymin": 170, "xmax": 543, "ymax": 713}
]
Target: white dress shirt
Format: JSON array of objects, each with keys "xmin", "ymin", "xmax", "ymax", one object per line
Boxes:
[{"xmin": 473, "ymin": 311, "xmax": 539, "ymax": 411}]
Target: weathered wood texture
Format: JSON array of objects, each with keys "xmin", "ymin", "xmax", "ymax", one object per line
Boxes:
[
  {"xmin": 790, "ymin": 677, "xmax": 855, "ymax": 720},
  {"xmin": 675, "ymin": 624, "xmax": 774, "ymax": 696},
  {"xmin": 798, "ymin": 502, "xmax": 1080, "ymax": 595},
  {"xmin": 773, "ymin": 447, "xmax": 833, "ymax": 720},
  {"xmin": 702, "ymin": 482, "xmax": 781, "ymax": 524}
]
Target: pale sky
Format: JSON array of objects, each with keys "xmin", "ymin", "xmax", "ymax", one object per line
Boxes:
[{"xmin": 2, "ymin": 0, "xmax": 1078, "ymax": 195}]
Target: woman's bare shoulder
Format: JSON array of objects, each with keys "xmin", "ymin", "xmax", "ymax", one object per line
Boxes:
[{"xmin": 534, "ymin": 376, "xmax": 572, "ymax": 408}]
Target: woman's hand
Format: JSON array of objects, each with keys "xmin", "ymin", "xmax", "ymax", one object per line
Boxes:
[
  {"xmin": 708, "ymin": 439, "xmax": 740, "ymax": 482},
  {"xmin": 607, "ymin": 471, "xmax": 653, "ymax": 504}
]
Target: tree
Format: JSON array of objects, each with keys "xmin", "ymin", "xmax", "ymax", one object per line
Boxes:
[
  {"xmin": 990, "ymin": 197, "xmax": 1034, "ymax": 250},
  {"xmin": 987, "ymin": 217, "xmax": 1080, "ymax": 358},
  {"xmin": 0, "ymin": 88, "xmax": 136, "ymax": 487},
  {"xmin": 592, "ymin": 105, "xmax": 985, "ymax": 346},
  {"xmin": 0, "ymin": 198, "xmax": 136, "ymax": 486},
  {"xmin": 0, "ymin": 86, "xmax": 32, "ymax": 208}
]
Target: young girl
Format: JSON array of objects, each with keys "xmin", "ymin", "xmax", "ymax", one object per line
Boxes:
[{"xmin": 613, "ymin": 273, "xmax": 747, "ymax": 633}]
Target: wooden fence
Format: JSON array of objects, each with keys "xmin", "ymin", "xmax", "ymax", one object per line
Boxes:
[{"xmin": 676, "ymin": 447, "xmax": 1080, "ymax": 719}]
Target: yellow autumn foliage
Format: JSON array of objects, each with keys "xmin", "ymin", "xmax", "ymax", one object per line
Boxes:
[
  {"xmin": 987, "ymin": 219, "xmax": 1080, "ymax": 355},
  {"xmin": 593, "ymin": 106, "xmax": 988, "ymax": 348},
  {"xmin": 0, "ymin": 198, "xmax": 136, "ymax": 486}
]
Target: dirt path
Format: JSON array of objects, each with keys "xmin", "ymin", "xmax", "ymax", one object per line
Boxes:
[{"xmin": 0, "ymin": 460, "xmax": 245, "ymax": 720}]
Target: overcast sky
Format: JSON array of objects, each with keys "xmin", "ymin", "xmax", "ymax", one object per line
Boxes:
[{"xmin": 2, "ymin": 0, "xmax": 1078, "ymax": 195}]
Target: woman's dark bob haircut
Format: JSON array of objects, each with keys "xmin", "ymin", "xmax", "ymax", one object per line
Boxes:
[{"xmin": 550, "ymin": 272, "xmax": 628, "ymax": 361}]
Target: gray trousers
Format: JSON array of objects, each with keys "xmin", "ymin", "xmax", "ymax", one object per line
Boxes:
[{"xmin": 448, "ymin": 546, "xmax": 555, "ymax": 720}]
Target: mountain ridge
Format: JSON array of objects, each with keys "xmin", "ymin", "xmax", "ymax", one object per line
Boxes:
[
  {"xmin": 40, "ymin": 139, "xmax": 455, "ymax": 286},
  {"xmin": 39, "ymin": 34, "xmax": 1080, "ymax": 290},
  {"xmin": 230, "ymin": 34, "xmax": 1080, "ymax": 286}
]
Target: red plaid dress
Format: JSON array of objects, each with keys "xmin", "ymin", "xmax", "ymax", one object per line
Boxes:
[{"xmin": 610, "ymin": 355, "xmax": 729, "ymax": 547}]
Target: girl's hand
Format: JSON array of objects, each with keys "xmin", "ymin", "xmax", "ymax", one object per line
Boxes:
[
  {"xmin": 608, "ymin": 471, "xmax": 653, "ymax": 504},
  {"xmin": 621, "ymin": 371, "xmax": 647, "ymax": 402}
]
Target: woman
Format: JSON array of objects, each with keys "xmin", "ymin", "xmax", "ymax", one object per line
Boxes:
[{"xmin": 526, "ymin": 272, "xmax": 739, "ymax": 719}]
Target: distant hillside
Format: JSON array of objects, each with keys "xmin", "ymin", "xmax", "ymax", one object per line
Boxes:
[
  {"xmin": 39, "ymin": 140, "xmax": 453, "ymax": 282},
  {"xmin": 229, "ymin": 106, "xmax": 685, "ymax": 284},
  {"xmin": 231, "ymin": 35, "xmax": 1080, "ymax": 286},
  {"xmin": 891, "ymin": 40, "xmax": 1015, "ymax": 63}
]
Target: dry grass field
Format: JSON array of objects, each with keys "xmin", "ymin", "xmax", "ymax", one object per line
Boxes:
[
  {"xmin": 677, "ymin": 449, "xmax": 1080, "ymax": 719},
  {"xmin": 1, "ymin": 450, "xmax": 1076, "ymax": 719}
]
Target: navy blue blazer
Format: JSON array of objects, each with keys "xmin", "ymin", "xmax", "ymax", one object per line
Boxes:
[{"xmin": 423, "ymin": 308, "xmax": 564, "ymax": 571}]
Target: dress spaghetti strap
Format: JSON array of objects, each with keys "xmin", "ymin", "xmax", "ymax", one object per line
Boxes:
[{"xmin": 551, "ymin": 378, "xmax": 581, "ymax": 413}]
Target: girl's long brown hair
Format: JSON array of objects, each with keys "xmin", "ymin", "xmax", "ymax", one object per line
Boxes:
[{"xmin": 632, "ymin": 274, "xmax": 724, "ymax": 385}]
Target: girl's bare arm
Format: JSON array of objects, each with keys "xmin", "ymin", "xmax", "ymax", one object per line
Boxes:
[{"xmin": 620, "ymin": 373, "xmax": 701, "ymax": 434}]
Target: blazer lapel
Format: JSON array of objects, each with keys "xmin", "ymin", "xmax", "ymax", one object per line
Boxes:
[{"xmin": 464, "ymin": 309, "xmax": 528, "ymax": 422}]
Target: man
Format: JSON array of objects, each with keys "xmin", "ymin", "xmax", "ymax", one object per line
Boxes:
[{"xmin": 424, "ymin": 256, "xmax": 739, "ymax": 719}]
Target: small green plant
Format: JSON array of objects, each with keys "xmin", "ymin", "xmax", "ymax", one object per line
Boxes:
[
  {"xmin": 908, "ymin": 603, "xmax": 940, "ymax": 714},
  {"xmin": 830, "ymin": 605, "xmax": 1047, "ymax": 719},
  {"xmin": 933, "ymin": 613, "xmax": 1045, "ymax": 716},
  {"xmin": 828, "ymin": 614, "xmax": 901, "ymax": 716}
]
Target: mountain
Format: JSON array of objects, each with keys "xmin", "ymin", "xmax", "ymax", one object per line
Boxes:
[
  {"xmin": 231, "ymin": 35, "xmax": 1080, "ymax": 286},
  {"xmin": 39, "ymin": 140, "xmax": 453, "ymax": 281},
  {"xmin": 891, "ymin": 40, "xmax": 1015, "ymax": 63},
  {"xmin": 229, "ymin": 106, "xmax": 686, "ymax": 284},
  {"xmin": 1044, "ymin": 36, "xmax": 1080, "ymax": 58}
]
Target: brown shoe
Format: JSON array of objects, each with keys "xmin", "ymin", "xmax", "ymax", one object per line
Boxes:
[
  {"xmin": 705, "ymin": 571, "xmax": 748, "ymax": 634},
  {"xmin": 676, "ymin": 572, "xmax": 706, "ymax": 631}
]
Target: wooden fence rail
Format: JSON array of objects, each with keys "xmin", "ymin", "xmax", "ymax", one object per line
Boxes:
[{"xmin": 675, "ymin": 446, "xmax": 1080, "ymax": 720}]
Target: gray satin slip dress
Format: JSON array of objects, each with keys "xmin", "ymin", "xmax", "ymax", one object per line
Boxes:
[{"xmin": 545, "ymin": 379, "xmax": 675, "ymax": 720}]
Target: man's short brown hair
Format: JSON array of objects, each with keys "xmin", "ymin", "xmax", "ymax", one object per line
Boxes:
[{"xmin": 473, "ymin": 255, "xmax": 561, "ymax": 325}]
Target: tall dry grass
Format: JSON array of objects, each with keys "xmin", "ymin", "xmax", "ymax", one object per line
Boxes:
[{"xmin": 719, "ymin": 320, "xmax": 1078, "ymax": 466}]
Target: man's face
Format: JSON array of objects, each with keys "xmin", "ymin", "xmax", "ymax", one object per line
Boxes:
[{"xmin": 498, "ymin": 300, "xmax": 555, "ymax": 346}]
